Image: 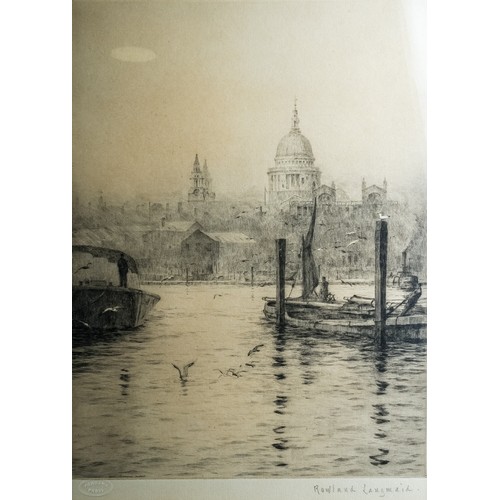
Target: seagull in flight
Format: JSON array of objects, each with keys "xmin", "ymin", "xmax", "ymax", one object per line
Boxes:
[
  {"xmin": 213, "ymin": 294, "xmax": 223, "ymax": 299},
  {"xmin": 346, "ymin": 240, "xmax": 359, "ymax": 248},
  {"xmin": 74, "ymin": 262, "xmax": 92, "ymax": 274},
  {"xmin": 172, "ymin": 361, "xmax": 195, "ymax": 382},
  {"xmin": 248, "ymin": 344, "xmax": 264, "ymax": 356},
  {"xmin": 73, "ymin": 319, "xmax": 91, "ymax": 329},
  {"xmin": 216, "ymin": 368, "xmax": 246, "ymax": 378},
  {"xmin": 100, "ymin": 306, "xmax": 122, "ymax": 315}
]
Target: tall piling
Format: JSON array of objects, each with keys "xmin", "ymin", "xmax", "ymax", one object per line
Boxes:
[
  {"xmin": 251, "ymin": 266, "xmax": 254, "ymax": 287},
  {"xmin": 276, "ymin": 239, "xmax": 286, "ymax": 327},
  {"xmin": 185, "ymin": 267, "xmax": 189, "ymax": 285},
  {"xmin": 375, "ymin": 219, "xmax": 388, "ymax": 343}
]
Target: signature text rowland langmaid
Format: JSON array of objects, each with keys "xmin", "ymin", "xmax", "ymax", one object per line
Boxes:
[{"xmin": 313, "ymin": 483, "xmax": 415, "ymax": 497}]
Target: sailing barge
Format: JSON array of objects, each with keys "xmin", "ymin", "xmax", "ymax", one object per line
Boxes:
[
  {"xmin": 262, "ymin": 199, "xmax": 426, "ymax": 341},
  {"xmin": 263, "ymin": 295, "xmax": 426, "ymax": 341}
]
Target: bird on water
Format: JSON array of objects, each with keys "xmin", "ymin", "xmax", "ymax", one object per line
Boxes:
[{"xmin": 172, "ymin": 361, "xmax": 195, "ymax": 382}]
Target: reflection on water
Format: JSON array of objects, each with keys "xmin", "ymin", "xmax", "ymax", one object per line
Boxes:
[
  {"xmin": 370, "ymin": 345, "xmax": 390, "ymax": 466},
  {"xmin": 73, "ymin": 284, "xmax": 426, "ymax": 479}
]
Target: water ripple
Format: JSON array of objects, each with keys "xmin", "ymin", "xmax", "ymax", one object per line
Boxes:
[{"xmin": 73, "ymin": 284, "xmax": 426, "ymax": 479}]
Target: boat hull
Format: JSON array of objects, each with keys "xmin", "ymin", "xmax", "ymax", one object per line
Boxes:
[
  {"xmin": 73, "ymin": 285, "xmax": 160, "ymax": 331},
  {"xmin": 263, "ymin": 300, "xmax": 426, "ymax": 341}
]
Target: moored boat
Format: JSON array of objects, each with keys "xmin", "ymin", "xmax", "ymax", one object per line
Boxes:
[
  {"xmin": 72, "ymin": 245, "xmax": 160, "ymax": 331},
  {"xmin": 262, "ymin": 198, "xmax": 426, "ymax": 341},
  {"xmin": 263, "ymin": 299, "xmax": 426, "ymax": 341}
]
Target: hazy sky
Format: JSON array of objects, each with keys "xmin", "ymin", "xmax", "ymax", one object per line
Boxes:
[{"xmin": 73, "ymin": 0, "xmax": 426, "ymax": 204}]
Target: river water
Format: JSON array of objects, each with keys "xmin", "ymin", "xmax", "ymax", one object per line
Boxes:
[{"xmin": 72, "ymin": 283, "xmax": 426, "ymax": 479}]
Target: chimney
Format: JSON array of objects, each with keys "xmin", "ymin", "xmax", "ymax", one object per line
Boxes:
[{"xmin": 402, "ymin": 250, "xmax": 408, "ymax": 273}]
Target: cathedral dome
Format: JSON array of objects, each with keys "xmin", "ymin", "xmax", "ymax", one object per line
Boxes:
[
  {"xmin": 275, "ymin": 103, "xmax": 314, "ymax": 161},
  {"xmin": 276, "ymin": 131, "xmax": 314, "ymax": 159}
]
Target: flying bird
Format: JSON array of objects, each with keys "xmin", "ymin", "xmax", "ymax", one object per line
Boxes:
[
  {"xmin": 346, "ymin": 240, "xmax": 359, "ymax": 248},
  {"xmin": 216, "ymin": 368, "xmax": 246, "ymax": 378},
  {"xmin": 248, "ymin": 344, "xmax": 264, "ymax": 356},
  {"xmin": 172, "ymin": 361, "xmax": 195, "ymax": 382},
  {"xmin": 73, "ymin": 319, "xmax": 90, "ymax": 329},
  {"xmin": 73, "ymin": 262, "xmax": 92, "ymax": 274},
  {"xmin": 346, "ymin": 231, "xmax": 356, "ymax": 236},
  {"xmin": 213, "ymin": 294, "xmax": 223, "ymax": 299}
]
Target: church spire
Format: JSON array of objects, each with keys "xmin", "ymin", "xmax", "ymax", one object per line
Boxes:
[
  {"xmin": 192, "ymin": 153, "xmax": 201, "ymax": 172},
  {"xmin": 291, "ymin": 98, "xmax": 300, "ymax": 133}
]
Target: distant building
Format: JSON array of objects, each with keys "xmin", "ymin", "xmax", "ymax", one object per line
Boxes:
[
  {"xmin": 265, "ymin": 103, "xmax": 393, "ymax": 217},
  {"xmin": 188, "ymin": 154, "xmax": 216, "ymax": 202},
  {"xmin": 143, "ymin": 220, "xmax": 203, "ymax": 261},
  {"xmin": 362, "ymin": 177, "xmax": 388, "ymax": 208},
  {"xmin": 266, "ymin": 103, "xmax": 335, "ymax": 214},
  {"xmin": 180, "ymin": 230, "xmax": 256, "ymax": 278}
]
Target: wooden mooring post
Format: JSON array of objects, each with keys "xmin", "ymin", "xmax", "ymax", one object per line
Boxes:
[
  {"xmin": 251, "ymin": 266, "xmax": 254, "ymax": 287},
  {"xmin": 276, "ymin": 239, "xmax": 286, "ymax": 327},
  {"xmin": 374, "ymin": 219, "xmax": 388, "ymax": 343},
  {"xmin": 185, "ymin": 267, "xmax": 189, "ymax": 285}
]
